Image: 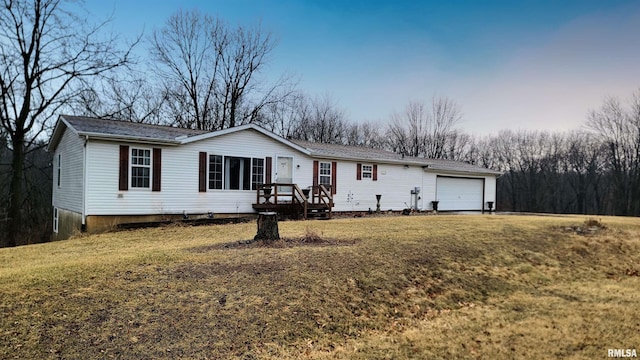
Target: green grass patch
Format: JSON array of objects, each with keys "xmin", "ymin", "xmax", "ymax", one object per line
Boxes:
[{"xmin": 1, "ymin": 215, "xmax": 639, "ymax": 359}]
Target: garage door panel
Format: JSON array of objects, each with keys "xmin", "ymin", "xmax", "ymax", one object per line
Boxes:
[{"xmin": 436, "ymin": 177, "xmax": 483, "ymax": 211}]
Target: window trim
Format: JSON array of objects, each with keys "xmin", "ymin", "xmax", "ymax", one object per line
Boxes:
[
  {"xmin": 252, "ymin": 158, "xmax": 265, "ymax": 190},
  {"xmin": 130, "ymin": 147, "xmax": 152, "ymax": 189},
  {"xmin": 207, "ymin": 154, "xmax": 266, "ymax": 191},
  {"xmin": 208, "ymin": 154, "xmax": 223, "ymax": 190},
  {"xmin": 362, "ymin": 164, "xmax": 373, "ymax": 179},
  {"xmin": 224, "ymin": 156, "xmax": 251, "ymax": 190},
  {"xmin": 319, "ymin": 161, "xmax": 332, "ymax": 186}
]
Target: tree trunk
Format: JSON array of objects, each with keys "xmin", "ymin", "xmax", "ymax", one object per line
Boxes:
[
  {"xmin": 5, "ymin": 135, "xmax": 24, "ymax": 247},
  {"xmin": 254, "ymin": 212, "xmax": 279, "ymax": 242}
]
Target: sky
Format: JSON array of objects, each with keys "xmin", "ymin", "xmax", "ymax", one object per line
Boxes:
[{"xmin": 85, "ymin": 0, "xmax": 640, "ymax": 136}]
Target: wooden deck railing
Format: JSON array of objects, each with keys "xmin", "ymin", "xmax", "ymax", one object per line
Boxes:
[
  {"xmin": 255, "ymin": 183, "xmax": 333, "ymax": 219},
  {"xmin": 312, "ymin": 185, "xmax": 333, "ymax": 218}
]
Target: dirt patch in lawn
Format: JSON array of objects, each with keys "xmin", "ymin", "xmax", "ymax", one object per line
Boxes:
[{"xmin": 189, "ymin": 228, "xmax": 357, "ymax": 252}]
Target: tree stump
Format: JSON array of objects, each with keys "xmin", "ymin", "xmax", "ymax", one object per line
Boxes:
[{"xmin": 254, "ymin": 212, "xmax": 280, "ymax": 242}]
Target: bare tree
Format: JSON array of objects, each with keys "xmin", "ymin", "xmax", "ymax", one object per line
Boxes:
[
  {"xmin": 288, "ymin": 94, "xmax": 347, "ymax": 144},
  {"xmin": 345, "ymin": 121, "xmax": 385, "ymax": 148},
  {"xmin": 74, "ymin": 74, "xmax": 166, "ymax": 124},
  {"xmin": 151, "ymin": 10, "xmax": 286, "ymax": 131},
  {"xmin": 0, "ymin": 0, "xmax": 135, "ymax": 247},
  {"xmin": 386, "ymin": 97, "xmax": 462, "ymax": 158},
  {"xmin": 586, "ymin": 93, "xmax": 640, "ymax": 215},
  {"xmin": 150, "ymin": 9, "xmax": 222, "ymax": 130},
  {"xmin": 216, "ymin": 22, "xmax": 277, "ymax": 128},
  {"xmin": 260, "ymin": 90, "xmax": 307, "ymax": 138},
  {"xmin": 424, "ymin": 96, "xmax": 462, "ymax": 158}
]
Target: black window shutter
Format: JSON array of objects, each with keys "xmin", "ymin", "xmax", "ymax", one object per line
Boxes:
[
  {"xmin": 119, "ymin": 145, "xmax": 129, "ymax": 191},
  {"xmin": 152, "ymin": 148, "xmax": 161, "ymax": 191},
  {"xmin": 198, "ymin": 152, "xmax": 207, "ymax": 192}
]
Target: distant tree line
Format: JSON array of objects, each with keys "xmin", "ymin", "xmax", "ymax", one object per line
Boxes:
[{"xmin": 1, "ymin": 1, "xmax": 639, "ymax": 246}]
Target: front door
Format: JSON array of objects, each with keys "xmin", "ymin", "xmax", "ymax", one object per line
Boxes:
[
  {"xmin": 276, "ymin": 156, "xmax": 293, "ymax": 184},
  {"xmin": 276, "ymin": 156, "xmax": 293, "ymax": 194}
]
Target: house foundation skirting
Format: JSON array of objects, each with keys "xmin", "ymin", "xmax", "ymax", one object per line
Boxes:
[
  {"xmin": 53, "ymin": 208, "xmax": 83, "ymax": 241},
  {"xmin": 84, "ymin": 213, "xmax": 251, "ymax": 234}
]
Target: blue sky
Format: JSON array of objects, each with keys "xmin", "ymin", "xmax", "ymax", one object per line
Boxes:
[{"xmin": 87, "ymin": 0, "xmax": 640, "ymax": 135}]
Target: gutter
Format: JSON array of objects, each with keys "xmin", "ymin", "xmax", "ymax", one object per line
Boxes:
[
  {"xmin": 82, "ymin": 135, "xmax": 88, "ymax": 227},
  {"xmin": 307, "ymin": 153, "xmax": 501, "ymax": 176},
  {"xmin": 77, "ymin": 132, "xmax": 182, "ymax": 146},
  {"xmin": 421, "ymin": 165, "xmax": 502, "ymax": 177}
]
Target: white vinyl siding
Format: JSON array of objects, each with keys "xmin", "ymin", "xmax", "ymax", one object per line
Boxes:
[
  {"xmin": 81, "ymin": 127, "xmax": 498, "ymax": 216},
  {"xmin": 335, "ymin": 161, "xmax": 425, "ymax": 211},
  {"xmin": 52, "ymin": 128, "xmax": 84, "ymax": 213},
  {"xmin": 85, "ymin": 129, "xmax": 310, "ymax": 215}
]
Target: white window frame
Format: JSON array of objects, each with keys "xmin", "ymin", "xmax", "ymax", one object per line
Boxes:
[
  {"xmin": 208, "ymin": 155, "xmax": 223, "ymax": 190},
  {"xmin": 362, "ymin": 164, "xmax": 373, "ymax": 179},
  {"xmin": 130, "ymin": 147, "xmax": 151, "ymax": 189},
  {"xmin": 224, "ymin": 156, "xmax": 251, "ymax": 190},
  {"xmin": 319, "ymin": 161, "xmax": 331, "ymax": 186},
  {"xmin": 252, "ymin": 158, "xmax": 265, "ymax": 190},
  {"xmin": 53, "ymin": 207, "xmax": 59, "ymax": 233},
  {"xmin": 209, "ymin": 155, "xmax": 265, "ymax": 191}
]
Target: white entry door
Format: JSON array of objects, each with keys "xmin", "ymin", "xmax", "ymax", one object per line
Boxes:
[{"xmin": 276, "ymin": 156, "xmax": 293, "ymax": 184}]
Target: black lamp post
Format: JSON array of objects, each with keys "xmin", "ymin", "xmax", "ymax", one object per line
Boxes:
[{"xmin": 486, "ymin": 201, "xmax": 494, "ymax": 213}]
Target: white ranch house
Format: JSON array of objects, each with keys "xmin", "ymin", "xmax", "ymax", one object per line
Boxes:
[{"xmin": 48, "ymin": 115, "xmax": 501, "ymax": 240}]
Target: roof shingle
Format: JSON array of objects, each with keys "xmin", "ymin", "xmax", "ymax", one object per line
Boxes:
[
  {"xmin": 291, "ymin": 139, "xmax": 501, "ymax": 175},
  {"xmin": 54, "ymin": 115, "xmax": 500, "ymax": 175},
  {"xmin": 62, "ymin": 115, "xmax": 207, "ymax": 141}
]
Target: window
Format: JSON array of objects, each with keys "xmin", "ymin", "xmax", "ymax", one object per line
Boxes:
[
  {"xmin": 362, "ymin": 164, "xmax": 373, "ymax": 179},
  {"xmin": 319, "ymin": 162, "xmax": 331, "ymax": 186},
  {"xmin": 131, "ymin": 148, "xmax": 151, "ymax": 188},
  {"xmin": 57, "ymin": 154, "xmax": 61, "ymax": 187},
  {"xmin": 207, "ymin": 155, "xmax": 265, "ymax": 190},
  {"xmin": 252, "ymin": 158, "xmax": 264, "ymax": 189},
  {"xmin": 209, "ymin": 155, "xmax": 223, "ymax": 189},
  {"xmin": 53, "ymin": 207, "xmax": 58, "ymax": 233},
  {"xmin": 225, "ymin": 157, "xmax": 251, "ymax": 190}
]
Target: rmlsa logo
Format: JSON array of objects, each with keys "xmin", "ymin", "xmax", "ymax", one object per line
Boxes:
[{"xmin": 608, "ymin": 349, "xmax": 637, "ymax": 358}]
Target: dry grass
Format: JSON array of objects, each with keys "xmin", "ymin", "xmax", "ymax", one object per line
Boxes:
[{"xmin": 1, "ymin": 214, "xmax": 639, "ymax": 359}]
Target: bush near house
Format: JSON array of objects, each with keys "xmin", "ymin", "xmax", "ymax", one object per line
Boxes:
[{"xmin": 0, "ymin": 215, "xmax": 638, "ymax": 359}]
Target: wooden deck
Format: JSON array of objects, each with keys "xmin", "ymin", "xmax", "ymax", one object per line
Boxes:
[{"xmin": 252, "ymin": 184, "xmax": 333, "ymax": 219}]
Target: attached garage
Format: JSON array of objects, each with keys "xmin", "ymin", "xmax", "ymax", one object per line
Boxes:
[{"xmin": 436, "ymin": 176, "xmax": 484, "ymax": 211}]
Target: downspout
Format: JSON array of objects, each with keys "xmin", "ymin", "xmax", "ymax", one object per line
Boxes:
[{"xmin": 82, "ymin": 135, "xmax": 88, "ymax": 229}]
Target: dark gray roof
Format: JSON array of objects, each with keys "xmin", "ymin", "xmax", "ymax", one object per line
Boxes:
[
  {"xmin": 292, "ymin": 139, "xmax": 501, "ymax": 175},
  {"xmin": 62, "ymin": 115, "xmax": 208, "ymax": 141},
  {"xmin": 51, "ymin": 115, "xmax": 499, "ymax": 175}
]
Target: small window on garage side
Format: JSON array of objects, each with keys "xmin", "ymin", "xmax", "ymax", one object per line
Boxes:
[{"xmin": 53, "ymin": 207, "xmax": 59, "ymax": 233}]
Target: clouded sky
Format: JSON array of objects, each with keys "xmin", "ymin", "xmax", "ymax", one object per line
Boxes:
[{"xmin": 88, "ymin": 0, "xmax": 640, "ymax": 135}]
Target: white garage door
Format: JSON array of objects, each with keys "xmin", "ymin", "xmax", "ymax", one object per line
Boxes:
[{"xmin": 436, "ymin": 176, "xmax": 484, "ymax": 211}]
